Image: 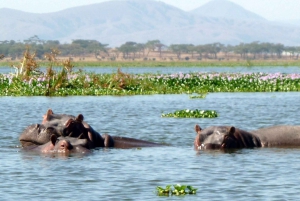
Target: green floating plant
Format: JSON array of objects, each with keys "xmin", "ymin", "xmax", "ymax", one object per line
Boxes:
[
  {"xmin": 161, "ymin": 109, "xmax": 218, "ymax": 118},
  {"xmin": 156, "ymin": 184, "xmax": 197, "ymax": 196},
  {"xmin": 189, "ymin": 94, "xmax": 207, "ymax": 99}
]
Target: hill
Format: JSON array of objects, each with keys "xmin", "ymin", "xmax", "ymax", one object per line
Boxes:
[{"xmin": 1, "ymin": 0, "xmax": 300, "ymax": 47}]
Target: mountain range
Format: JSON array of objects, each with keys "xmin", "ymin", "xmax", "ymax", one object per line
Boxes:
[{"xmin": 1, "ymin": 0, "xmax": 300, "ymax": 47}]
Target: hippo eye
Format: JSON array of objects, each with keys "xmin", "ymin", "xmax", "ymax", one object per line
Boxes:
[{"xmin": 46, "ymin": 127, "xmax": 55, "ymax": 133}]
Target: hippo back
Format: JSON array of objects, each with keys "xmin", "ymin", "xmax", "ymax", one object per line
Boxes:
[{"xmin": 252, "ymin": 125, "xmax": 300, "ymax": 147}]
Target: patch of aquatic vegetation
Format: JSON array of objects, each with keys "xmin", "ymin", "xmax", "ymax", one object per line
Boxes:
[
  {"xmin": 161, "ymin": 109, "xmax": 218, "ymax": 118},
  {"xmin": 156, "ymin": 184, "xmax": 197, "ymax": 196},
  {"xmin": 189, "ymin": 93, "xmax": 207, "ymax": 99},
  {"xmin": 1, "ymin": 49, "xmax": 300, "ymax": 96}
]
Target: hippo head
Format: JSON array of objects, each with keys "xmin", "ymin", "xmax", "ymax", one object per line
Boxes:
[
  {"xmin": 42, "ymin": 109, "xmax": 75, "ymax": 125},
  {"xmin": 62, "ymin": 114, "xmax": 89, "ymax": 139},
  {"xmin": 19, "ymin": 124, "xmax": 60, "ymax": 147},
  {"xmin": 42, "ymin": 109, "xmax": 88, "ymax": 137},
  {"xmin": 40, "ymin": 135, "xmax": 90, "ymax": 154},
  {"xmin": 20, "ymin": 115, "xmax": 89, "ymax": 147},
  {"xmin": 194, "ymin": 125, "xmax": 241, "ymax": 150}
]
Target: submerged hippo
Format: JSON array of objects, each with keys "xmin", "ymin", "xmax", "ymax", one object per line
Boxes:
[
  {"xmin": 23, "ymin": 134, "xmax": 90, "ymax": 154},
  {"xmin": 194, "ymin": 124, "xmax": 300, "ymax": 150},
  {"xmin": 194, "ymin": 125, "xmax": 261, "ymax": 150}
]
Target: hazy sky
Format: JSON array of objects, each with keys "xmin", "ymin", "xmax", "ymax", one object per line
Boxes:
[{"xmin": 0, "ymin": 0, "xmax": 299, "ymax": 21}]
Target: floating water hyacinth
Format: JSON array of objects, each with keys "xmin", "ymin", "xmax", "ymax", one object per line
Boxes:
[
  {"xmin": 2, "ymin": 70, "xmax": 300, "ymax": 96},
  {"xmin": 161, "ymin": 109, "xmax": 218, "ymax": 118},
  {"xmin": 156, "ymin": 184, "xmax": 197, "ymax": 196},
  {"xmin": 189, "ymin": 94, "xmax": 207, "ymax": 99}
]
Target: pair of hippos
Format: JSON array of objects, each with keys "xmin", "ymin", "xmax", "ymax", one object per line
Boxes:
[
  {"xmin": 19, "ymin": 109, "xmax": 300, "ymax": 154},
  {"xmin": 19, "ymin": 109, "xmax": 163, "ymax": 154}
]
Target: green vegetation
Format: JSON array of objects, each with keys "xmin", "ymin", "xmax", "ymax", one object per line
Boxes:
[
  {"xmin": 189, "ymin": 94, "xmax": 207, "ymax": 99},
  {"xmin": 2, "ymin": 67, "xmax": 300, "ymax": 96},
  {"xmin": 156, "ymin": 184, "xmax": 197, "ymax": 196},
  {"xmin": 1, "ymin": 48, "xmax": 300, "ymax": 96},
  {"xmin": 162, "ymin": 109, "xmax": 218, "ymax": 118}
]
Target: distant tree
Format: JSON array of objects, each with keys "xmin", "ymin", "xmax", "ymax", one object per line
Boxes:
[
  {"xmin": 204, "ymin": 43, "xmax": 223, "ymax": 59},
  {"xmin": 233, "ymin": 43, "xmax": 249, "ymax": 59},
  {"xmin": 24, "ymin": 35, "xmax": 44, "ymax": 44},
  {"xmin": 45, "ymin": 40, "xmax": 60, "ymax": 45},
  {"xmin": 272, "ymin": 43, "xmax": 284, "ymax": 58},
  {"xmin": 145, "ymin": 40, "xmax": 161, "ymax": 57},
  {"xmin": 72, "ymin": 39, "xmax": 108, "ymax": 58},
  {"xmin": 155, "ymin": 43, "xmax": 166, "ymax": 58},
  {"xmin": 194, "ymin": 45, "xmax": 205, "ymax": 58},
  {"xmin": 136, "ymin": 43, "xmax": 146, "ymax": 58},
  {"xmin": 221, "ymin": 44, "xmax": 233, "ymax": 59},
  {"xmin": 169, "ymin": 44, "xmax": 190, "ymax": 59},
  {"xmin": 119, "ymin": 42, "xmax": 138, "ymax": 59}
]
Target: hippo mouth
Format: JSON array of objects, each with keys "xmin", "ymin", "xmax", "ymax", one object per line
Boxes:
[
  {"xmin": 197, "ymin": 143, "xmax": 224, "ymax": 150},
  {"xmin": 197, "ymin": 137, "xmax": 229, "ymax": 150},
  {"xmin": 19, "ymin": 139, "xmax": 41, "ymax": 147}
]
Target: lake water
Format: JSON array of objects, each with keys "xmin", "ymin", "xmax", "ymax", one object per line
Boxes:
[
  {"xmin": 1, "ymin": 65, "xmax": 300, "ymax": 74},
  {"xmin": 1, "ymin": 92, "xmax": 300, "ymax": 200}
]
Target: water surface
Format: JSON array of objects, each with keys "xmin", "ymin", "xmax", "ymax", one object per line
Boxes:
[
  {"xmin": 1, "ymin": 93, "xmax": 300, "ymax": 200},
  {"xmin": 1, "ymin": 65, "xmax": 300, "ymax": 74}
]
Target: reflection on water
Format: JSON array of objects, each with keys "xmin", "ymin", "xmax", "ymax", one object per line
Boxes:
[{"xmin": 1, "ymin": 93, "xmax": 300, "ymax": 200}]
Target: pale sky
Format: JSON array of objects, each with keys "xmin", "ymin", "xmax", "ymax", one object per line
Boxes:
[{"xmin": 0, "ymin": 0, "xmax": 300, "ymax": 21}]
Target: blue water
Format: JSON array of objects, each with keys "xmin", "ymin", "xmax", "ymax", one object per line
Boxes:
[
  {"xmin": 1, "ymin": 92, "xmax": 300, "ymax": 200},
  {"xmin": 1, "ymin": 65, "xmax": 300, "ymax": 74}
]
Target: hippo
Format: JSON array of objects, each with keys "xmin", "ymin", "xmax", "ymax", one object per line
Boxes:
[
  {"xmin": 19, "ymin": 120, "xmax": 104, "ymax": 149},
  {"xmin": 20, "ymin": 123, "xmax": 61, "ymax": 147},
  {"xmin": 194, "ymin": 124, "xmax": 300, "ymax": 150},
  {"xmin": 42, "ymin": 109, "xmax": 114, "ymax": 148},
  {"xmin": 194, "ymin": 125, "xmax": 261, "ymax": 150},
  {"xmin": 251, "ymin": 125, "xmax": 300, "ymax": 147},
  {"xmin": 20, "ymin": 109, "xmax": 164, "ymax": 149},
  {"xmin": 23, "ymin": 134, "xmax": 90, "ymax": 155}
]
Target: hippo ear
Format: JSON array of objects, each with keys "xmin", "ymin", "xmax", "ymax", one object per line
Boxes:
[
  {"xmin": 65, "ymin": 119, "xmax": 73, "ymax": 127},
  {"xmin": 42, "ymin": 109, "xmax": 54, "ymax": 123},
  {"xmin": 195, "ymin": 124, "xmax": 202, "ymax": 134},
  {"xmin": 50, "ymin": 134, "xmax": 58, "ymax": 146},
  {"xmin": 228, "ymin": 127, "xmax": 236, "ymax": 136},
  {"xmin": 76, "ymin": 114, "xmax": 84, "ymax": 122},
  {"xmin": 47, "ymin": 109, "xmax": 54, "ymax": 115}
]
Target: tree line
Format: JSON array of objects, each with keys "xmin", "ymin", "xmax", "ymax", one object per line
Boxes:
[{"xmin": 1, "ymin": 35, "xmax": 300, "ymax": 61}]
